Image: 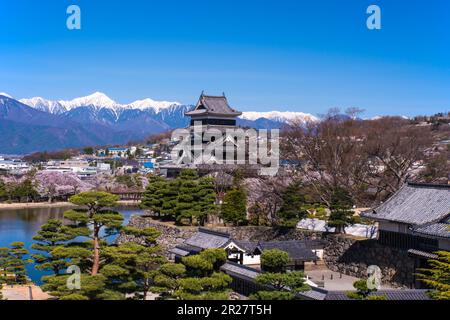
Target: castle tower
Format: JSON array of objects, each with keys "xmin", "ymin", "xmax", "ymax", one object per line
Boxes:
[{"xmin": 185, "ymin": 92, "xmax": 242, "ymax": 131}]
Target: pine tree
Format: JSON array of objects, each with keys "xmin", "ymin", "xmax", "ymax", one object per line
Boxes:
[
  {"xmin": 174, "ymin": 169, "xmax": 201, "ymax": 225},
  {"xmin": 417, "ymin": 251, "xmax": 450, "ymax": 300},
  {"xmin": 277, "ymin": 182, "xmax": 308, "ymax": 227},
  {"xmin": 221, "ymin": 187, "xmax": 247, "ymax": 226},
  {"xmin": 152, "ymin": 249, "xmax": 232, "ymax": 300},
  {"xmin": 251, "ymin": 249, "xmax": 309, "ymax": 300},
  {"xmin": 159, "ymin": 180, "xmax": 179, "ymax": 220},
  {"xmin": 346, "ymin": 279, "xmax": 387, "ymax": 300},
  {"xmin": 327, "ymin": 187, "xmax": 355, "ymax": 233},
  {"xmin": 0, "ymin": 242, "xmax": 31, "ymax": 285},
  {"xmin": 195, "ymin": 177, "xmax": 216, "ymax": 226},
  {"xmin": 64, "ymin": 191, "xmax": 123, "ymax": 275},
  {"xmin": 260, "ymin": 249, "xmax": 290, "ymax": 273},
  {"xmin": 101, "ymin": 227, "xmax": 166, "ymax": 300},
  {"xmin": 141, "ymin": 175, "xmax": 165, "ymax": 217},
  {"xmin": 31, "ymin": 219, "xmax": 78, "ymax": 275}
]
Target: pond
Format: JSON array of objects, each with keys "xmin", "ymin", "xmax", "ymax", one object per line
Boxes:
[{"xmin": 0, "ymin": 205, "xmax": 145, "ymax": 284}]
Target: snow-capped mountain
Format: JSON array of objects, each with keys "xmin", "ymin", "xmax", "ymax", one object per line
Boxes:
[
  {"xmin": 126, "ymin": 98, "xmax": 181, "ymax": 112},
  {"xmin": 59, "ymin": 92, "xmax": 119, "ymax": 110},
  {"xmin": 19, "ymin": 97, "xmax": 68, "ymax": 114},
  {"xmin": 20, "ymin": 92, "xmax": 181, "ymax": 115},
  {"xmin": 18, "ymin": 92, "xmax": 317, "ymax": 124},
  {"xmin": 0, "ymin": 92, "xmax": 13, "ymax": 99},
  {"xmin": 1, "ymin": 91, "xmax": 320, "ymax": 154},
  {"xmin": 241, "ymin": 111, "xmax": 318, "ymax": 123}
]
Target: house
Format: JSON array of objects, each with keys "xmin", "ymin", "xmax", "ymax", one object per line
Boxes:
[
  {"xmin": 362, "ymin": 182, "xmax": 450, "ymax": 287},
  {"xmin": 108, "ymin": 147, "xmax": 129, "ymax": 157},
  {"xmin": 0, "ymin": 158, "xmax": 30, "ymax": 173},
  {"xmin": 169, "ymin": 228, "xmax": 323, "ymax": 270}
]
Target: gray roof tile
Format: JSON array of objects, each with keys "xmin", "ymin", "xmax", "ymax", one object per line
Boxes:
[
  {"xmin": 221, "ymin": 261, "xmax": 260, "ymax": 280},
  {"xmin": 362, "ymin": 183, "xmax": 450, "ymax": 226},
  {"xmin": 185, "ymin": 228, "xmax": 231, "ymax": 249},
  {"xmin": 325, "ymin": 289, "xmax": 432, "ymax": 300},
  {"xmin": 186, "ymin": 93, "xmax": 242, "ymax": 117},
  {"xmin": 259, "ymin": 241, "xmax": 319, "ymax": 261}
]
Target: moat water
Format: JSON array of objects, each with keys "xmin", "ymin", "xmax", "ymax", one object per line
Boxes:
[{"xmin": 0, "ymin": 205, "xmax": 144, "ymax": 284}]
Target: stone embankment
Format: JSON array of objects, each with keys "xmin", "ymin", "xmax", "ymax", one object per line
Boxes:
[
  {"xmin": 119, "ymin": 215, "xmax": 415, "ymax": 287},
  {"xmin": 323, "ymin": 234, "xmax": 415, "ymax": 288}
]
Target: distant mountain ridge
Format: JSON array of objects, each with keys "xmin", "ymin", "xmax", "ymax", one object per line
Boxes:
[{"xmin": 0, "ymin": 92, "xmax": 317, "ymax": 154}]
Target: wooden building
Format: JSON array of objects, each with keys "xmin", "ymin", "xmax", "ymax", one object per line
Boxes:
[{"xmin": 362, "ymin": 182, "xmax": 450, "ymax": 288}]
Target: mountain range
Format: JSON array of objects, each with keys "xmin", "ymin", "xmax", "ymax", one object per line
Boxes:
[{"xmin": 0, "ymin": 92, "xmax": 317, "ymax": 154}]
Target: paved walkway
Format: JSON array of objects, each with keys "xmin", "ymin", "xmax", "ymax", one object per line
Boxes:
[
  {"xmin": 1, "ymin": 285, "xmax": 52, "ymax": 300},
  {"xmin": 305, "ymin": 269, "xmax": 361, "ymax": 291}
]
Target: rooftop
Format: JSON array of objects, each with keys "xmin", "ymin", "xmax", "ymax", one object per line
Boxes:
[
  {"xmin": 258, "ymin": 240, "xmax": 319, "ymax": 262},
  {"xmin": 325, "ymin": 289, "xmax": 432, "ymax": 300},
  {"xmin": 362, "ymin": 182, "xmax": 450, "ymax": 226},
  {"xmin": 185, "ymin": 92, "xmax": 242, "ymax": 117},
  {"xmin": 184, "ymin": 228, "xmax": 231, "ymax": 249}
]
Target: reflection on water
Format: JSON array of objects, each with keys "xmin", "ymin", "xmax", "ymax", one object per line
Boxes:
[{"xmin": 0, "ymin": 206, "xmax": 144, "ymax": 285}]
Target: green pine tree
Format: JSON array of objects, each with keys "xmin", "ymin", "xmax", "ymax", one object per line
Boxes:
[
  {"xmin": 174, "ymin": 169, "xmax": 201, "ymax": 225},
  {"xmin": 221, "ymin": 187, "xmax": 247, "ymax": 226},
  {"xmin": 277, "ymin": 182, "xmax": 308, "ymax": 227},
  {"xmin": 327, "ymin": 188, "xmax": 355, "ymax": 233},
  {"xmin": 251, "ymin": 249, "xmax": 309, "ymax": 300},
  {"xmin": 141, "ymin": 175, "xmax": 166, "ymax": 217},
  {"xmin": 31, "ymin": 219, "xmax": 78, "ymax": 275},
  {"xmin": 417, "ymin": 251, "xmax": 450, "ymax": 300},
  {"xmin": 152, "ymin": 249, "xmax": 232, "ymax": 300},
  {"xmin": 0, "ymin": 242, "xmax": 31, "ymax": 285},
  {"xmin": 195, "ymin": 177, "xmax": 217, "ymax": 226},
  {"xmin": 64, "ymin": 191, "xmax": 123, "ymax": 275},
  {"xmin": 160, "ymin": 180, "xmax": 179, "ymax": 220},
  {"xmin": 346, "ymin": 279, "xmax": 387, "ymax": 300},
  {"xmin": 101, "ymin": 226, "xmax": 166, "ymax": 300}
]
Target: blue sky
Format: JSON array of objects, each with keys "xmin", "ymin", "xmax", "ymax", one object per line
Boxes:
[{"xmin": 0, "ymin": 0, "xmax": 449, "ymax": 117}]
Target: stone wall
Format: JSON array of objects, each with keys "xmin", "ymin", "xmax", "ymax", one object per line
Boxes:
[
  {"xmin": 323, "ymin": 234, "xmax": 416, "ymax": 288},
  {"xmin": 211, "ymin": 225, "xmax": 323, "ymax": 241},
  {"xmin": 116, "ymin": 216, "xmax": 197, "ymax": 255},
  {"xmin": 119, "ymin": 216, "xmax": 416, "ymax": 288},
  {"xmin": 118, "ymin": 216, "xmax": 323, "ymax": 253}
]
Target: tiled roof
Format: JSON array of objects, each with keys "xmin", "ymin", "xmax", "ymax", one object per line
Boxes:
[
  {"xmin": 259, "ymin": 241, "xmax": 319, "ymax": 261},
  {"xmin": 233, "ymin": 240, "xmax": 260, "ymax": 253},
  {"xmin": 325, "ymin": 289, "xmax": 432, "ymax": 300},
  {"xmin": 169, "ymin": 247, "xmax": 191, "ymax": 257},
  {"xmin": 184, "ymin": 228, "xmax": 231, "ymax": 250},
  {"xmin": 412, "ymin": 216, "xmax": 450, "ymax": 238},
  {"xmin": 362, "ymin": 182, "xmax": 450, "ymax": 226},
  {"xmin": 296, "ymin": 287, "xmax": 328, "ymax": 300},
  {"xmin": 186, "ymin": 93, "xmax": 242, "ymax": 117},
  {"xmin": 220, "ymin": 261, "xmax": 260, "ymax": 280},
  {"xmin": 408, "ymin": 249, "xmax": 439, "ymax": 259}
]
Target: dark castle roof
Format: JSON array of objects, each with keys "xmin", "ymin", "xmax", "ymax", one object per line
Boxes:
[
  {"xmin": 362, "ymin": 182, "xmax": 450, "ymax": 226},
  {"xmin": 185, "ymin": 92, "xmax": 242, "ymax": 117}
]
